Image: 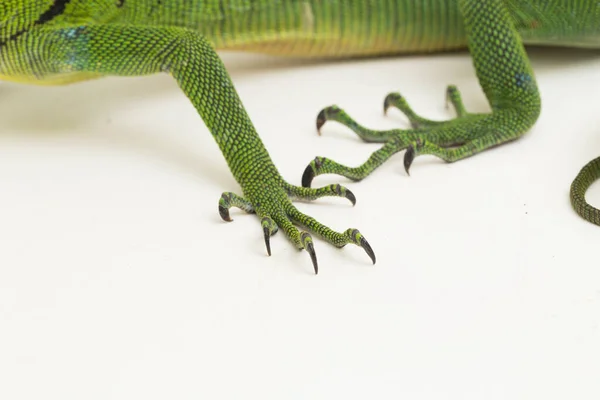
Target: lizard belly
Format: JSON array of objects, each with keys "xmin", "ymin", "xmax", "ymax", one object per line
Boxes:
[{"xmin": 190, "ymin": 0, "xmax": 468, "ymax": 57}]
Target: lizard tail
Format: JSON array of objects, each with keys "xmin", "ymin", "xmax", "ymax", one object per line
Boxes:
[{"xmin": 571, "ymin": 157, "xmax": 600, "ymax": 225}]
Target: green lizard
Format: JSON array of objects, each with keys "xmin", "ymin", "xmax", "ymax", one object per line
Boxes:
[
  {"xmin": 298, "ymin": 1, "xmax": 600, "ymax": 227},
  {"xmin": 0, "ymin": 0, "xmax": 598, "ymax": 273}
]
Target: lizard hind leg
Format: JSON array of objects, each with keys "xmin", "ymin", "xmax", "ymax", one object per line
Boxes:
[{"xmin": 303, "ymin": 0, "xmax": 541, "ymax": 187}]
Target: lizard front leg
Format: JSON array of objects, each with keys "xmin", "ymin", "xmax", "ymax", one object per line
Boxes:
[
  {"xmin": 19, "ymin": 24, "xmax": 374, "ymax": 273},
  {"xmin": 302, "ymin": 0, "xmax": 541, "ymax": 187}
]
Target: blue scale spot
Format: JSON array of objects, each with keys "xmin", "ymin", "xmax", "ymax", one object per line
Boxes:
[{"xmin": 515, "ymin": 72, "xmax": 533, "ymax": 88}]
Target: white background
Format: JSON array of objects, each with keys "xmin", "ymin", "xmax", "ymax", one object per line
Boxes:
[{"xmin": 1, "ymin": 48, "xmax": 600, "ymax": 399}]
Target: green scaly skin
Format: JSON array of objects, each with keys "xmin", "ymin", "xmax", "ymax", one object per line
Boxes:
[
  {"xmin": 304, "ymin": 0, "xmax": 541, "ymax": 184},
  {"xmin": 2, "ymin": 1, "xmax": 600, "ymax": 273},
  {"xmin": 297, "ymin": 0, "xmax": 600, "ymax": 228},
  {"xmin": 0, "ymin": 0, "xmax": 380, "ymax": 274}
]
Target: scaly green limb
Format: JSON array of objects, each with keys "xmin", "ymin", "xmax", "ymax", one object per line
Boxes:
[
  {"xmin": 571, "ymin": 157, "xmax": 600, "ymax": 226},
  {"xmin": 304, "ymin": 0, "xmax": 541, "ymax": 188},
  {"xmin": 2, "ymin": 19, "xmax": 374, "ymax": 273}
]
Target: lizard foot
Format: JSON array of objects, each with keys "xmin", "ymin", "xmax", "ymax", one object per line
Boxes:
[
  {"xmin": 218, "ymin": 179, "xmax": 375, "ymax": 274},
  {"xmin": 303, "ymin": 85, "xmax": 533, "ymax": 187}
]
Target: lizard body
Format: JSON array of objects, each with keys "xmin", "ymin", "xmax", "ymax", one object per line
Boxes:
[
  {"xmin": 5, "ymin": 0, "xmax": 600, "ymax": 83},
  {"xmin": 1, "ymin": 0, "xmax": 599, "ymax": 271}
]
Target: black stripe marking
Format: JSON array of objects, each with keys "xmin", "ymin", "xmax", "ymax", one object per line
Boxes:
[
  {"xmin": 36, "ymin": 0, "xmax": 72, "ymax": 25},
  {"xmin": 0, "ymin": 0, "xmax": 73, "ymax": 46}
]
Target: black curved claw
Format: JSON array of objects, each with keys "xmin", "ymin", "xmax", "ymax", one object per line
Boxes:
[
  {"xmin": 330, "ymin": 183, "xmax": 356, "ymax": 206},
  {"xmin": 305, "ymin": 241, "xmax": 318, "ymax": 274},
  {"xmin": 345, "ymin": 189, "xmax": 357, "ymax": 206},
  {"xmin": 383, "ymin": 93, "xmax": 396, "ymax": 116},
  {"xmin": 263, "ymin": 227, "xmax": 272, "ymax": 256},
  {"xmin": 316, "ymin": 109, "xmax": 327, "ymax": 135},
  {"xmin": 404, "ymin": 145, "xmax": 415, "ymax": 176},
  {"xmin": 302, "ymin": 164, "xmax": 315, "ymax": 188},
  {"xmin": 219, "ymin": 205, "xmax": 232, "ymax": 222},
  {"xmin": 360, "ymin": 237, "xmax": 376, "ymax": 265}
]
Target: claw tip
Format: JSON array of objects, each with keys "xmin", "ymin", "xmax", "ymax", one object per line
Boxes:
[
  {"xmin": 301, "ymin": 165, "xmax": 315, "ymax": 188},
  {"xmin": 307, "ymin": 243, "xmax": 318, "ymax": 274},
  {"xmin": 345, "ymin": 189, "xmax": 357, "ymax": 206},
  {"xmin": 219, "ymin": 206, "xmax": 232, "ymax": 222},
  {"xmin": 404, "ymin": 146, "xmax": 415, "ymax": 176},
  {"xmin": 361, "ymin": 237, "xmax": 376, "ymax": 265},
  {"xmin": 383, "ymin": 96, "xmax": 392, "ymax": 116},
  {"xmin": 316, "ymin": 110, "xmax": 327, "ymax": 135},
  {"xmin": 263, "ymin": 227, "xmax": 272, "ymax": 256}
]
